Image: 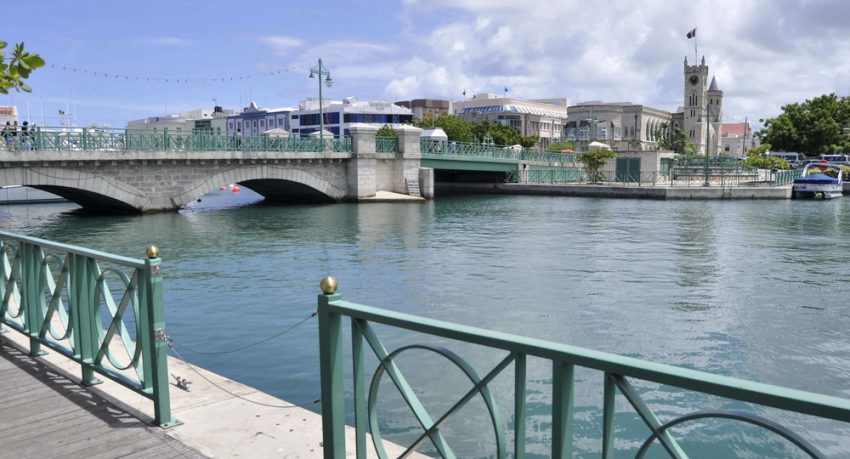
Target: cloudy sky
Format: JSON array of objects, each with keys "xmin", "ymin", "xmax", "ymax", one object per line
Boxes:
[{"xmin": 5, "ymin": 0, "xmax": 848, "ymax": 129}]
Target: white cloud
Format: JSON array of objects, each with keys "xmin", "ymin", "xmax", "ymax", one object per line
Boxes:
[
  {"xmin": 258, "ymin": 36, "xmax": 304, "ymax": 57},
  {"xmin": 386, "ymin": 0, "xmax": 850, "ymax": 124}
]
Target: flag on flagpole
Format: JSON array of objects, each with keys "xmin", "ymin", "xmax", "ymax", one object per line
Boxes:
[
  {"xmin": 686, "ymin": 28, "xmax": 697, "ymax": 39},
  {"xmin": 462, "ymin": 89, "xmax": 467, "ymax": 97}
]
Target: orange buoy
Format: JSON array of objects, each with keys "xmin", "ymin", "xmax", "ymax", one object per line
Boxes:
[{"xmin": 232, "ymin": 186, "xmax": 241, "ymax": 192}]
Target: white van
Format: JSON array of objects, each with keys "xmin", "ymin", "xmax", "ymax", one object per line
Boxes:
[{"xmin": 818, "ymin": 154, "xmax": 850, "ymax": 164}]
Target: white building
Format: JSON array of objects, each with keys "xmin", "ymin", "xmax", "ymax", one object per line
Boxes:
[
  {"xmin": 452, "ymin": 94, "xmax": 569, "ymax": 149},
  {"xmin": 126, "ymin": 107, "xmax": 235, "ymax": 135},
  {"xmin": 0, "ymin": 106, "xmax": 19, "ymax": 125},
  {"xmin": 289, "ymin": 97, "xmax": 413, "ymax": 138}
]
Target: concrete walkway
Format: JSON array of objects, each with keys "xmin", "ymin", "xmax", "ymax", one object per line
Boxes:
[
  {"xmin": 0, "ymin": 329, "xmax": 414, "ymax": 458},
  {"xmin": 0, "ymin": 339, "xmax": 205, "ymax": 459}
]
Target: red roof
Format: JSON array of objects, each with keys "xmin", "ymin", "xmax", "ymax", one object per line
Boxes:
[{"xmin": 722, "ymin": 122, "xmax": 750, "ymax": 137}]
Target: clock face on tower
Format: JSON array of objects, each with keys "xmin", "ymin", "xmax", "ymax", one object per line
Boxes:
[{"xmin": 689, "ymin": 75, "xmax": 699, "ymax": 86}]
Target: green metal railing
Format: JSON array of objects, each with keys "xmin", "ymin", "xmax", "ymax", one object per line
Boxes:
[
  {"xmin": 317, "ymin": 279, "xmax": 850, "ymax": 458},
  {"xmin": 676, "ymin": 155, "xmax": 744, "ymax": 169},
  {"xmin": 0, "ymin": 231, "xmax": 178, "ymax": 427},
  {"xmin": 421, "ymin": 140, "xmax": 576, "ymax": 163},
  {"xmin": 504, "ymin": 168, "xmax": 802, "ymax": 188},
  {"xmin": 0, "ymin": 126, "xmax": 353, "ymax": 153},
  {"xmin": 375, "ymin": 136, "xmax": 399, "ymax": 154}
]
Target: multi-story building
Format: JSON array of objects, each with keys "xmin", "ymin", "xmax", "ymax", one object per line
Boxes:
[
  {"xmin": 720, "ymin": 122, "xmax": 759, "ymax": 156},
  {"xmin": 565, "ymin": 56, "xmax": 724, "ymax": 155},
  {"xmin": 452, "ymin": 94, "xmax": 569, "ymax": 149},
  {"xmin": 394, "ymin": 99, "xmax": 451, "ymax": 120},
  {"xmin": 289, "ymin": 97, "xmax": 413, "ymax": 138},
  {"xmin": 126, "ymin": 107, "xmax": 239, "ymax": 137},
  {"xmin": 565, "ymin": 102, "xmax": 671, "ymax": 151},
  {"xmin": 0, "ymin": 106, "xmax": 18, "ymax": 125},
  {"xmin": 225, "ymin": 102, "xmax": 294, "ymax": 137}
]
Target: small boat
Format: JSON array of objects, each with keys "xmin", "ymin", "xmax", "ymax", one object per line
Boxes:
[{"xmin": 792, "ymin": 162, "xmax": 844, "ymax": 199}]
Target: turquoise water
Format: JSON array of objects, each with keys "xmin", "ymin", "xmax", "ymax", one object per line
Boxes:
[{"xmin": 2, "ymin": 191, "xmax": 850, "ymax": 457}]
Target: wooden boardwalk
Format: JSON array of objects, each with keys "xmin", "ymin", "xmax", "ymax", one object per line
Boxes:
[{"xmin": 0, "ymin": 338, "xmax": 206, "ymax": 459}]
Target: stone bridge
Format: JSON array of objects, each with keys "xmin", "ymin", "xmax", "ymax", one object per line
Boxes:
[{"xmin": 0, "ymin": 125, "xmax": 432, "ymax": 213}]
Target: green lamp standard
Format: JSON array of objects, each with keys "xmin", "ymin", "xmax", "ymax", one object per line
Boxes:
[
  {"xmin": 697, "ymin": 104, "xmax": 719, "ymax": 186},
  {"xmin": 309, "ymin": 58, "xmax": 333, "ymax": 152}
]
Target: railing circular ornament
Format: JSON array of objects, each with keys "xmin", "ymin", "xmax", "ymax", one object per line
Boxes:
[
  {"xmin": 635, "ymin": 410, "xmax": 824, "ymax": 459},
  {"xmin": 38, "ymin": 253, "xmax": 74, "ymax": 341},
  {"xmin": 367, "ymin": 344, "xmax": 505, "ymax": 459}
]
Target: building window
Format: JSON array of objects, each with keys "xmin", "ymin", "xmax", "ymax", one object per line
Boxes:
[
  {"xmin": 579, "ymin": 128, "xmax": 590, "ymax": 140},
  {"xmin": 597, "ymin": 127, "xmax": 607, "ymax": 139},
  {"xmin": 260, "ymin": 120, "xmax": 265, "ymax": 127}
]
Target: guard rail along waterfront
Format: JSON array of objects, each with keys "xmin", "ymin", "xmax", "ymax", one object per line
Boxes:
[
  {"xmin": 317, "ymin": 277, "xmax": 850, "ymax": 458},
  {"xmin": 0, "ymin": 231, "xmax": 177, "ymax": 427}
]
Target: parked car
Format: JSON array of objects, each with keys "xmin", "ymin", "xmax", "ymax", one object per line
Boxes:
[{"xmin": 767, "ymin": 152, "xmax": 802, "ymax": 168}]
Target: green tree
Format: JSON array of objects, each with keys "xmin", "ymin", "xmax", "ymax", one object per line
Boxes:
[
  {"xmin": 375, "ymin": 124, "xmax": 396, "ymax": 137},
  {"xmin": 413, "ymin": 113, "xmax": 474, "ymax": 142},
  {"xmin": 547, "ymin": 140, "xmax": 576, "ymax": 152},
  {"xmin": 760, "ymin": 93, "xmax": 850, "ymax": 155},
  {"xmin": 0, "ymin": 41, "xmax": 45, "ymax": 94},
  {"xmin": 470, "ymin": 120, "xmax": 537, "ymax": 147},
  {"xmin": 658, "ymin": 126, "xmax": 688, "ymax": 154},
  {"xmin": 578, "ymin": 148, "xmax": 616, "ymax": 183}
]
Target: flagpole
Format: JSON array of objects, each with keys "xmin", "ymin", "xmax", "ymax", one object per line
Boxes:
[{"xmin": 695, "ymin": 30, "xmax": 698, "ymax": 63}]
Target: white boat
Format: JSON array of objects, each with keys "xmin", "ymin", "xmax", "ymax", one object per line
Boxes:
[{"xmin": 792, "ymin": 162, "xmax": 844, "ymax": 199}]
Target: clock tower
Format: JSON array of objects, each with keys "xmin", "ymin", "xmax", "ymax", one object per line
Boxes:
[{"xmin": 683, "ymin": 56, "xmax": 722, "ymax": 156}]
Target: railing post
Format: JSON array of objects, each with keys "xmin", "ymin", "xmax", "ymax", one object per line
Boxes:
[
  {"xmin": 351, "ymin": 318, "xmax": 368, "ymax": 458},
  {"xmin": 602, "ymin": 373, "xmax": 616, "ymax": 459},
  {"xmin": 69, "ymin": 253, "xmax": 101, "ymax": 385},
  {"xmin": 141, "ymin": 246, "xmax": 178, "ymax": 427},
  {"xmin": 515, "ymin": 353, "xmax": 527, "ymax": 459},
  {"xmin": 22, "ymin": 243, "xmax": 46, "ymax": 356},
  {"xmin": 318, "ymin": 277, "xmax": 345, "ymax": 459},
  {"xmin": 82, "ymin": 128, "xmax": 88, "ymax": 151},
  {"xmin": 551, "ymin": 360, "xmax": 574, "ymax": 458}
]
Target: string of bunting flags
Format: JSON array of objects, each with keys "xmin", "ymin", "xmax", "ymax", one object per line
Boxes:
[{"xmin": 46, "ymin": 63, "xmax": 306, "ymax": 84}]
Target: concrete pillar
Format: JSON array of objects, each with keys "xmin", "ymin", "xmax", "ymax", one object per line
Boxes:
[
  {"xmin": 395, "ymin": 125, "xmax": 423, "ymax": 196},
  {"xmin": 418, "ymin": 167, "xmax": 434, "ymax": 199},
  {"xmin": 347, "ymin": 124, "xmax": 377, "ymax": 199}
]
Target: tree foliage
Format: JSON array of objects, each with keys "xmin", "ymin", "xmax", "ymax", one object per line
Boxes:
[
  {"xmin": 547, "ymin": 140, "xmax": 576, "ymax": 152},
  {"xmin": 412, "ymin": 113, "xmax": 474, "ymax": 142},
  {"xmin": 412, "ymin": 114, "xmax": 539, "ymax": 147},
  {"xmin": 741, "ymin": 143, "xmax": 789, "ymax": 170},
  {"xmin": 375, "ymin": 124, "xmax": 396, "ymax": 137},
  {"xmin": 760, "ymin": 93, "xmax": 850, "ymax": 156},
  {"xmin": 470, "ymin": 120, "xmax": 537, "ymax": 147},
  {"xmin": 657, "ymin": 123, "xmax": 688, "ymax": 153},
  {"xmin": 578, "ymin": 149, "xmax": 615, "ymax": 183},
  {"xmin": 0, "ymin": 41, "xmax": 45, "ymax": 94}
]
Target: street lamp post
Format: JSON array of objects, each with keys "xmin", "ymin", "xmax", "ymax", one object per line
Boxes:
[{"xmin": 309, "ymin": 58, "xmax": 333, "ymax": 152}]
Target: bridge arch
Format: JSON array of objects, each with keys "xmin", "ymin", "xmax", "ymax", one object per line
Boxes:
[
  {"xmin": 173, "ymin": 165, "xmax": 347, "ymax": 208},
  {"xmin": 0, "ymin": 166, "xmax": 146, "ymax": 212}
]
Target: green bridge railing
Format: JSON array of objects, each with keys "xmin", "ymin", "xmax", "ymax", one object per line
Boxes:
[
  {"xmin": 0, "ymin": 231, "xmax": 177, "ymax": 427},
  {"xmin": 317, "ymin": 278, "xmax": 850, "ymax": 458},
  {"xmin": 0, "ymin": 126, "xmax": 354, "ymax": 153},
  {"xmin": 375, "ymin": 136, "xmax": 399, "ymax": 154},
  {"xmin": 421, "ymin": 139, "xmax": 577, "ymax": 163}
]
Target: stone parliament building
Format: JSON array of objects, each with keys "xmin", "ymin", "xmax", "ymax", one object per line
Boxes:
[{"xmin": 566, "ymin": 56, "xmax": 723, "ymax": 156}]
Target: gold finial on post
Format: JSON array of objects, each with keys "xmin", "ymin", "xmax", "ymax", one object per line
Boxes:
[
  {"xmin": 320, "ymin": 276, "xmax": 338, "ymax": 295},
  {"xmin": 146, "ymin": 245, "xmax": 160, "ymax": 259}
]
